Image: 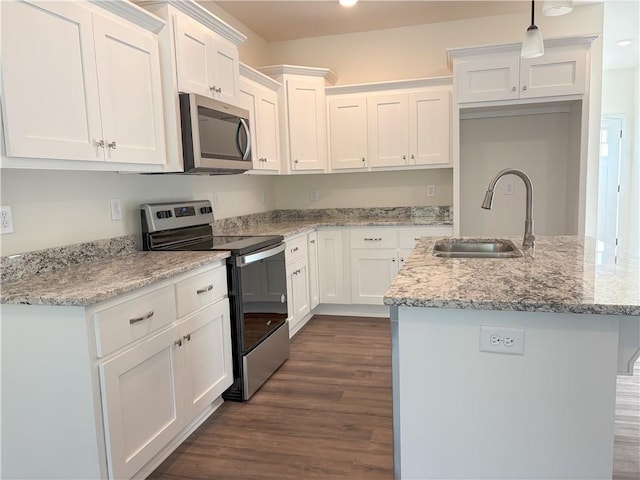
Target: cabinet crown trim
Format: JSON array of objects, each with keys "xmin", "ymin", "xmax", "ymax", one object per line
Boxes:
[
  {"xmin": 326, "ymin": 76, "xmax": 453, "ymax": 95},
  {"xmin": 258, "ymin": 64, "xmax": 338, "ymax": 85},
  {"xmin": 136, "ymin": 0, "xmax": 247, "ymax": 44},
  {"xmin": 240, "ymin": 63, "xmax": 282, "ymax": 91},
  {"xmin": 91, "ymin": 0, "xmax": 166, "ymax": 33},
  {"xmin": 445, "ymin": 34, "xmax": 599, "ymax": 71}
]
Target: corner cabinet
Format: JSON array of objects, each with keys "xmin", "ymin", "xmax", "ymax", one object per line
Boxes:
[
  {"xmin": 1, "ymin": 261, "xmax": 232, "ymax": 480},
  {"xmin": 0, "ymin": 0, "xmax": 167, "ymax": 171},
  {"xmin": 326, "ymin": 78, "xmax": 453, "ymax": 172},
  {"xmin": 239, "ymin": 64, "xmax": 282, "ymax": 172},
  {"xmin": 448, "ymin": 37, "xmax": 596, "ymax": 104},
  {"xmin": 258, "ymin": 65, "xmax": 337, "ymax": 174}
]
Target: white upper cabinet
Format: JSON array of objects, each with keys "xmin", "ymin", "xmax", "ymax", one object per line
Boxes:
[
  {"xmin": 327, "ymin": 79, "xmax": 452, "ymax": 171},
  {"xmin": 258, "ymin": 65, "xmax": 337, "ymax": 174},
  {"xmin": 328, "ymin": 96, "xmax": 368, "ymax": 170},
  {"xmin": 174, "ymin": 14, "xmax": 239, "ymax": 104},
  {"xmin": 239, "ymin": 64, "xmax": 281, "ymax": 172},
  {"xmin": 449, "ymin": 38, "xmax": 595, "ymax": 104},
  {"xmin": 0, "ymin": 0, "xmax": 166, "ymax": 169},
  {"xmin": 368, "ymin": 94, "xmax": 410, "ymax": 167}
]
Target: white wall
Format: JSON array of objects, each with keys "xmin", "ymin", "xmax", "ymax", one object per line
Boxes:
[
  {"xmin": 602, "ymin": 67, "xmax": 640, "ymax": 258},
  {"xmin": 0, "ymin": 170, "xmax": 276, "ymax": 256},
  {"xmin": 275, "ymin": 169, "xmax": 453, "ymax": 210}
]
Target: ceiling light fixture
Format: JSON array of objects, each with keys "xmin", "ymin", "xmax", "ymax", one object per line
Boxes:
[
  {"xmin": 616, "ymin": 39, "xmax": 633, "ymax": 47},
  {"xmin": 339, "ymin": 0, "xmax": 358, "ymax": 7},
  {"xmin": 521, "ymin": 0, "xmax": 544, "ymax": 59},
  {"xmin": 542, "ymin": 0, "xmax": 573, "ymax": 17}
]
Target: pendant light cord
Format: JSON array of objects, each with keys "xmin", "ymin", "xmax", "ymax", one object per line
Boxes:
[{"xmin": 531, "ymin": 0, "xmax": 536, "ymax": 26}]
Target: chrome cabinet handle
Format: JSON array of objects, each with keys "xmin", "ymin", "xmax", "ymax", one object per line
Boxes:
[
  {"xmin": 402, "ymin": 155, "xmax": 406, "ymax": 160},
  {"xmin": 183, "ymin": 333, "xmax": 191, "ymax": 342},
  {"xmin": 209, "ymin": 86, "xmax": 222, "ymax": 94},
  {"xmin": 411, "ymin": 154, "xmax": 415, "ymax": 159},
  {"xmin": 522, "ymin": 85, "xmax": 528, "ymax": 91},
  {"xmin": 175, "ymin": 338, "xmax": 182, "ymax": 347},
  {"xmin": 107, "ymin": 141, "xmax": 116, "ymax": 149},
  {"xmin": 512, "ymin": 86, "xmax": 517, "ymax": 92},
  {"xmin": 94, "ymin": 139, "xmax": 105, "ymax": 148},
  {"xmin": 362, "ymin": 157, "xmax": 365, "ymax": 163},
  {"xmin": 309, "ymin": 239, "xmax": 315, "ymax": 244},
  {"xmin": 392, "ymin": 258, "xmax": 396, "ymax": 262},
  {"xmin": 294, "ymin": 159, "xmax": 299, "ymax": 165},
  {"xmin": 129, "ymin": 310, "xmax": 154, "ymax": 324},
  {"xmin": 196, "ymin": 284, "xmax": 214, "ymax": 294},
  {"xmin": 364, "ymin": 237, "xmax": 382, "ymax": 242},
  {"xmin": 291, "ymin": 247, "xmax": 299, "ymax": 253}
]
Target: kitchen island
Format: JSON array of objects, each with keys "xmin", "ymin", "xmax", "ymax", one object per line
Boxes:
[{"xmin": 384, "ymin": 236, "xmax": 639, "ymax": 480}]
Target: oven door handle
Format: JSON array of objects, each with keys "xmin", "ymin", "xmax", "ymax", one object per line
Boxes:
[{"xmin": 236, "ymin": 242, "xmax": 285, "ymax": 267}]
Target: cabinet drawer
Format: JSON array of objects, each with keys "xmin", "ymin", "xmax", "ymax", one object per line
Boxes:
[
  {"xmin": 175, "ymin": 266, "xmax": 227, "ymax": 318},
  {"xmin": 398, "ymin": 226, "xmax": 453, "ymax": 248},
  {"xmin": 94, "ymin": 285, "xmax": 177, "ymax": 357},
  {"xmin": 286, "ymin": 235, "xmax": 308, "ymax": 265},
  {"xmin": 350, "ymin": 228, "xmax": 398, "ymax": 249}
]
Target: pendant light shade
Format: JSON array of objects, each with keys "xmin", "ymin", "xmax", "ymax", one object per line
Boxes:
[{"xmin": 521, "ymin": 1, "xmax": 544, "ymax": 58}]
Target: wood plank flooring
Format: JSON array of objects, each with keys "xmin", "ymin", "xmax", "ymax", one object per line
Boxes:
[
  {"xmin": 149, "ymin": 315, "xmax": 639, "ymax": 480},
  {"xmin": 148, "ymin": 315, "xmax": 393, "ymax": 480}
]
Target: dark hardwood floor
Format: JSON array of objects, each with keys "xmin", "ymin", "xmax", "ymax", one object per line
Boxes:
[
  {"xmin": 149, "ymin": 314, "xmax": 639, "ymax": 480},
  {"xmin": 149, "ymin": 315, "xmax": 393, "ymax": 480}
]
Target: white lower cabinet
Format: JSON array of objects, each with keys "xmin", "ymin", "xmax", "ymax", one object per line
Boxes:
[
  {"xmin": 317, "ymin": 230, "xmax": 348, "ymax": 304},
  {"xmin": 350, "ymin": 249, "xmax": 399, "ymax": 305},
  {"xmin": 307, "ymin": 231, "xmax": 320, "ymax": 309},
  {"xmin": 97, "ymin": 265, "xmax": 232, "ymax": 479},
  {"xmin": 285, "ymin": 234, "xmax": 311, "ymax": 336}
]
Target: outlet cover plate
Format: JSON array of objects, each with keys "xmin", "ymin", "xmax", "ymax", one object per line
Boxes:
[
  {"xmin": 480, "ymin": 325, "xmax": 525, "ymax": 355},
  {"xmin": 1, "ymin": 205, "xmax": 14, "ymax": 234}
]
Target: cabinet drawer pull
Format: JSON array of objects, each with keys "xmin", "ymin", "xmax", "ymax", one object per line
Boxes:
[
  {"xmin": 175, "ymin": 338, "xmax": 182, "ymax": 347},
  {"xmin": 94, "ymin": 139, "xmax": 105, "ymax": 148},
  {"xmin": 107, "ymin": 141, "xmax": 117, "ymax": 149},
  {"xmin": 291, "ymin": 246, "xmax": 299, "ymax": 252},
  {"xmin": 522, "ymin": 85, "xmax": 528, "ymax": 91},
  {"xmin": 129, "ymin": 310, "xmax": 154, "ymax": 324},
  {"xmin": 309, "ymin": 239, "xmax": 315, "ymax": 244},
  {"xmin": 512, "ymin": 86, "xmax": 517, "ymax": 92},
  {"xmin": 196, "ymin": 284, "xmax": 214, "ymax": 294},
  {"xmin": 364, "ymin": 237, "xmax": 382, "ymax": 242},
  {"xmin": 183, "ymin": 333, "xmax": 191, "ymax": 342}
]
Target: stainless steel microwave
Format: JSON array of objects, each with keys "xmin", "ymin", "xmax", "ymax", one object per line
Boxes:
[{"xmin": 179, "ymin": 93, "xmax": 251, "ymax": 174}]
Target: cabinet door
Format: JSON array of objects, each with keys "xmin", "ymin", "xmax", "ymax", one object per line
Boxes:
[
  {"xmin": 93, "ymin": 16, "xmax": 165, "ymax": 165},
  {"xmin": 519, "ymin": 48, "xmax": 586, "ymax": 99},
  {"xmin": 181, "ymin": 300, "xmax": 233, "ymax": 419},
  {"xmin": 317, "ymin": 230, "xmax": 347, "ymax": 304},
  {"xmin": 209, "ymin": 36, "xmax": 239, "ymax": 104},
  {"xmin": 286, "ymin": 79, "xmax": 327, "ymax": 171},
  {"xmin": 287, "ymin": 257, "xmax": 310, "ymax": 336},
  {"xmin": 455, "ymin": 53, "xmax": 520, "ymax": 103},
  {"xmin": 350, "ymin": 249, "xmax": 398, "ymax": 305},
  {"xmin": 1, "ymin": 0, "xmax": 102, "ymax": 161},
  {"xmin": 329, "ymin": 96, "xmax": 368, "ymax": 170},
  {"xmin": 409, "ymin": 91, "xmax": 451, "ymax": 166},
  {"xmin": 307, "ymin": 232, "xmax": 320, "ymax": 310},
  {"xmin": 256, "ymin": 89, "xmax": 281, "ymax": 170},
  {"xmin": 100, "ymin": 326, "xmax": 184, "ymax": 480},
  {"xmin": 368, "ymin": 94, "xmax": 409, "ymax": 167},
  {"xmin": 174, "ymin": 15, "xmax": 216, "ymax": 98}
]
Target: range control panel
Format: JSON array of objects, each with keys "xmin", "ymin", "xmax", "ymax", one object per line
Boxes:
[{"xmin": 141, "ymin": 200, "xmax": 215, "ymax": 233}]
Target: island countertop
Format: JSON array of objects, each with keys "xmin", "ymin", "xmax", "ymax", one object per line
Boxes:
[{"xmin": 384, "ymin": 236, "xmax": 640, "ymax": 316}]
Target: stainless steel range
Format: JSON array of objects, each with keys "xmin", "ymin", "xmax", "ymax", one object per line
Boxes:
[{"xmin": 141, "ymin": 200, "xmax": 289, "ymax": 401}]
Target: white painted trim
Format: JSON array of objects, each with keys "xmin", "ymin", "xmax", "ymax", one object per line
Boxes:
[
  {"xmin": 258, "ymin": 64, "xmax": 339, "ymax": 85},
  {"xmin": 325, "ymin": 76, "xmax": 453, "ymax": 95},
  {"xmin": 91, "ymin": 0, "xmax": 166, "ymax": 33},
  {"xmin": 239, "ymin": 63, "xmax": 282, "ymax": 91}
]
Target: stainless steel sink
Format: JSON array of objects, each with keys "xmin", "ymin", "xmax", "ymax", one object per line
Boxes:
[{"xmin": 432, "ymin": 238, "xmax": 522, "ymax": 258}]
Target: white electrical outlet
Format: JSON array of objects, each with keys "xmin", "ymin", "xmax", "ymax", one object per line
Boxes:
[
  {"xmin": 310, "ymin": 188, "xmax": 319, "ymax": 201},
  {"xmin": 480, "ymin": 325, "xmax": 525, "ymax": 355},
  {"xmin": 426, "ymin": 185, "xmax": 436, "ymax": 198},
  {"xmin": 1, "ymin": 205, "xmax": 15, "ymax": 234},
  {"xmin": 110, "ymin": 198, "xmax": 122, "ymax": 221},
  {"xmin": 213, "ymin": 194, "xmax": 220, "ymax": 209}
]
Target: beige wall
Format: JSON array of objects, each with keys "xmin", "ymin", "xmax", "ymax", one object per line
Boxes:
[
  {"xmin": 275, "ymin": 169, "xmax": 453, "ymax": 210},
  {"xmin": 266, "ymin": 5, "xmax": 604, "ymax": 83}
]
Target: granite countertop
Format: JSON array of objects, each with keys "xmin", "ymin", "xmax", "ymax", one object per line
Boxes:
[
  {"xmin": 1, "ymin": 250, "xmax": 230, "ymax": 307},
  {"xmin": 384, "ymin": 236, "xmax": 640, "ymax": 316}
]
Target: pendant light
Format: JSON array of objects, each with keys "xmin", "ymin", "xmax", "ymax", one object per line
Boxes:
[{"xmin": 521, "ymin": 0, "xmax": 544, "ymax": 58}]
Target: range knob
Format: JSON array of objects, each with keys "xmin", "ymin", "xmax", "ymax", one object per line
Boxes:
[{"xmin": 200, "ymin": 206, "xmax": 213, "ymax": 214}]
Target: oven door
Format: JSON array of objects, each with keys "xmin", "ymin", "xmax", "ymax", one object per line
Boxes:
[{"xmin": 235, "ymin": 243, "xmax": 288, "ymax": 354}]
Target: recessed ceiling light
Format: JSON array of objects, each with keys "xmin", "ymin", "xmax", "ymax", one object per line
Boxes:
[
  {"xmin": 616, "ymin": 39, "xmax": 633, "ymax": 47},
  {"xmin": 542, "ymin": 0, "xmax": 573, "ymax": 16},
  {"xmin": 339, "ymin": 0, "xmax": 358, "ymax": 6}
]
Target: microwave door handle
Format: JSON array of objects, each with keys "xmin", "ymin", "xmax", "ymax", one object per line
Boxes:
[{"xmin": 237, "ymin": 118, "xmax": 251, "ymax": 160}]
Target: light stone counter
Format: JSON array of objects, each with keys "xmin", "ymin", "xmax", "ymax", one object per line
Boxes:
[{"xmin": 384, "ymin": 235, "xmax": 640, "ymax": 316}]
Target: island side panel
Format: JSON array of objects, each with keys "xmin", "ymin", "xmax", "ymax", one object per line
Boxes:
[{"xmin": 394, "ymin": 306, "xmax": 619, "ymax": 480}]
